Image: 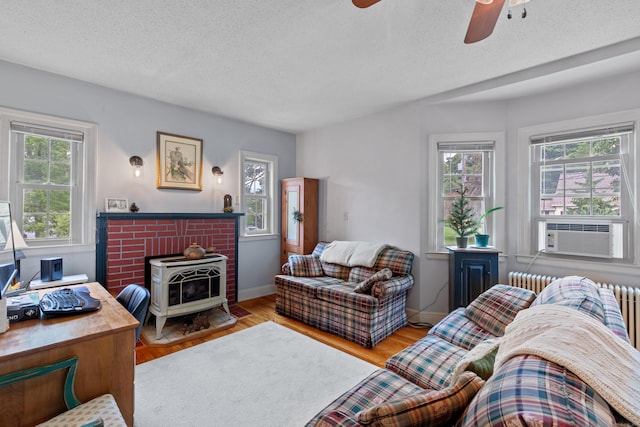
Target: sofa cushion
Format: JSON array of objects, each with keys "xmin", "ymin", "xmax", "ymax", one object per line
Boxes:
[
  {"xmin": 464, "ymin": 284, "xmax": 536, "ymax": 336},
  {"xmin": 312, "ymin": 241, "xmax": 330, "ymax": 257},
  {"xmin": 321, "ymin": 262, "xmax": 352, "ymax": 281},
  {"xmin": 598, "ymin": 287, "xmax": 632, "ymax": 342},
  {"xmin": 275, "ymin": 275, "xmax": 344, "ymax": 298},
  {"xmin": 385, "ymin": 335, "xmax": 468, "ymax": 390},
  {"xmin": 306, "ymin": 369, "xmax": 424, "ymax": 427},
  {"xmin": 460, "ymin": 355, "xmax": 617, "ymax": 427},
  {"xmin": 316, "ymin": 284, "xmax": 380, "ymax": 312},
  {"xmin": 531, "ymin": 276, "xmax": 606, "ymax": 323},
  {"xmin": 357, "ymin": 371, "xmax": 484, "ymax": 427},
  {"xmin": 373, "ymin": 247, "xmax": 414, "ymax": 276},
  {"xmin": 288, "ymin": 254, "xmax": 324, "ymax": 277},
  {"xmin": 428, "ymin": 308, "xmax": 496, "ymax": 350},
  {"xmin": 354, "ymin": 268, "xmax": 393, "ymax": 294},
  {"xmin": 348, "ymin": 266, "xmax": 378, "ymax": 283},
  {"xmin": 37, "ymin": 394, "xmax": 127, "ymax": 427}
]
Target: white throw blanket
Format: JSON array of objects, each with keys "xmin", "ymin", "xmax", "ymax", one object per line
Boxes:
[
  {"xmin": 495, "ymin": 305, "xmax": 640, "ymax": 425},
  {"xmin": 320, "ymin": 241, "xmax": 386, "ymax": 267}
]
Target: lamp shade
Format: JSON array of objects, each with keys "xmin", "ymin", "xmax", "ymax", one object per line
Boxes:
[{"xmin": 4, "ymin": 220, "xmax": 28, "ymax": 252}]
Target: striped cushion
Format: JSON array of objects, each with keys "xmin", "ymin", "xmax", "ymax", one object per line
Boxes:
[
  {"xmin": 321, "ymin": 262, "xmax": 352, "ymax": 280},
  {"xmin": 373, "ymin": 247, "xmax": 414, "ymax": 276},
  {"xmin": 354, "ymin": 268, "xmax": 393, "ymax": 294},
  {"xmin": 531, "ymin": 276, "xmax": 606, "ymax": 323},
  {"xmin": 385, "ymin": 335, "xmax": 467, "ymax": 390},
  {"xmin": 464, "ymin": 284, "xmax": 536, "ymax": 336},
  {"xmin": 312, "ymin": 241, "xmax": 330, "ymax": 257},
  {"xmin": 599, "ymin": 287, "xmax": 632, "ymax": 342},
  {"xmin": 428, "ymin": 308, "xmax": 496, "ymax": 350},
  {"xmin": 306, "ymin": 369, "xmax": 423, "ymax": 427},
  {"xmin": 357, "ymin": 371, "xmax": 484, "ymax": 427},
  {"xmin": 348, "ymin": 266, "xmax": 377, "ymax": 282},
  {"xmin": 460, "ymin": 355, "xmax": 617, "ymax": 426},
  {"xmin": 316, "ymin": 284, "xmax": 380, "ymax": 312},
  {"xmin": 288, "ymin": 254, "xmax": 324, "ymax": 277},
  {"xmin": 275, "ymin": 275, "xmax": 344, "ymax": 298}
]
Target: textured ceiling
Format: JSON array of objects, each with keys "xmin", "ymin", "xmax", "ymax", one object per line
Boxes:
[{"xmin": 1, "ymin": 0, "xmax": 639, "ymax": 133}]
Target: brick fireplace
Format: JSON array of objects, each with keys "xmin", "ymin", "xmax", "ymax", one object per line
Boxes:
[{"xmin": 95, "ymin": 212, "xmax": 243, "ymax": 302}]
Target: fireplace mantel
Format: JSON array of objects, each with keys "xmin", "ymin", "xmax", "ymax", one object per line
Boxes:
[{"xmin": 96, "ymin": 212, "xmax": 243, "ymax": 301}]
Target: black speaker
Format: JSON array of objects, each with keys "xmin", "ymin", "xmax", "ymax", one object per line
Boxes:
[{"xmin": 41, "ymin": 257, "xmax": 63, "ymax": 282}]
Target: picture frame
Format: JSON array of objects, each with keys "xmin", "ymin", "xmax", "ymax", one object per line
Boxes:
[
  {"xmin": 156, "ymin": 132, "xmax": 203, "ymax": 191},
  {"xmin": 105, "ymin": 197, "xmax": 129, "ymax": 212}
]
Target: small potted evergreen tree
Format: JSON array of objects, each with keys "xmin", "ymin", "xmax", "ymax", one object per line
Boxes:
[{"xmin": 444, "ymin": 185, "xmax": 478, "ymax": 248}]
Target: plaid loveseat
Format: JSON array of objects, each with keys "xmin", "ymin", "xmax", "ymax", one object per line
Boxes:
[
  {"xmin": 307, "ymin": 277, "xmax": 636, "ymax": 427},
  {"xmin": 275, "ymin": 242, "xmax": 414, "ymax": 348}
]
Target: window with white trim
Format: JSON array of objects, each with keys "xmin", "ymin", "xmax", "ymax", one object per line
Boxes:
[
  {"xmin": 0, "ymin": 109, "xmax": 96, "ymax": 247},
  {"xmin": 440, "ymin": 141, "xmax": 496, "ymax": 248},
  {"xmin": 427, "ymin": 132, "xmax": 504, "ymax": 253},
  {"xmin": 240, "ymin": 150, "xmax": 277, "ymax": 236},
  {"xmin": 530, "ymin": 123, "xmax": 634, "ymax": 259}
]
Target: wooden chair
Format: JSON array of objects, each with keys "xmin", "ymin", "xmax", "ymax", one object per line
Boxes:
[{"xmin": 0, "ymin": 357, "xmax": 126, "ymax": 426}]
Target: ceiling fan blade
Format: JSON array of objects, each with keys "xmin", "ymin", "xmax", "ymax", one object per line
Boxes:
[
  {"xmin": 352, "ymin": 0, "xmax": 382, "ymax": 8},
  {"xmin": 464, "ymin": 0, "xmax": 506, "ymax": 44}
]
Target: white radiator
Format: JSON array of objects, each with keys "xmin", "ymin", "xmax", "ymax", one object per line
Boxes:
[{"xmin": 508, "ymin": 271, "xmax": 640, "ymax": 351}]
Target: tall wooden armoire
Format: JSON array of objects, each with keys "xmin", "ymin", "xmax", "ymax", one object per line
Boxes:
[{"xmin": 281, "ymin": 177, "xmax": 319, "ymax": 266}]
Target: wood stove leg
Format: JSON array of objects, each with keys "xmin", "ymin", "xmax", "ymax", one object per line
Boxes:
[
  {"xmin": 222, "ymin": 301, "xmax": 231, "ymax": 318},
  {"xmin": 155, "ymin": 315, "xmax": 167, "ymax": 339}
]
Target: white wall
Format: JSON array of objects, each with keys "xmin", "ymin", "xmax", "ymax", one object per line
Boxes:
[
  {"xmin": 297, "ymin": 68, "xmax": 640, "ymax": 322},
  {"xmin": 0, "ymin": 60, "xmax": 296, "ymax": 298}
]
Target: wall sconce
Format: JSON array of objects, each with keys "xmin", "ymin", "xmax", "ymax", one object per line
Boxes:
[
  {"xmin": 129, "ymin": 155, "xmax": 144, "ymax": 179},
  {"xmin": 211, "ymin": 166, "xmax": 224, "ymax": 184}
]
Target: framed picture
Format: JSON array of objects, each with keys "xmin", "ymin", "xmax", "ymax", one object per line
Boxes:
[
  {"xmin": 105, "ymin": 197, "xmax": 129, "ymax": 212},
  {"xmin": 156, "ymin": 132, "xmax": 203, "ymax": 191}
]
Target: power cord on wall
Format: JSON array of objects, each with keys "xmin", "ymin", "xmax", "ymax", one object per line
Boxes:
[
  {"xmin": 25, "ymin": 270, "xmax": 41, "ymax": 288},
  {"xmin": 408, "ymin": 280, "xmax": 449, "ymax": 330},
  {"xmin": 523, "ymin": 250, "xmax": 544, "ymax": 274}
]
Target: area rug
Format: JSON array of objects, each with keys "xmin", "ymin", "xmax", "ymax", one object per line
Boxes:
[
  {"xmin": 140, "ymin": 306, "xmax": 238, "ymax": 347},
  {"xmin": 134, "ymin": 321, "xmax": 378, "ymax": 426}
]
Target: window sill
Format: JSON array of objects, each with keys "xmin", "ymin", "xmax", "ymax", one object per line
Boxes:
[
  {"xmin": 21, "ymin": 243, "xmax": 96, "ymax": 258},
  {"xmin": 239, "ymin": 233, "xmax": 279, "ymax": 243},
  {"xmin": 514, "ymin": 252, "xmax": 638, "ymax": 276}
]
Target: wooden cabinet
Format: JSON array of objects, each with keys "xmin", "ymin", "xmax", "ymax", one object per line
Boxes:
[
  {"xmin": 0, "ymin": 283, "xmax": 137, "ymax": 426},
  {"xmin": 448, "ymin": 247, "xmax": 499, "ymax": 312},
  {"xmin": 281, "ymin": 178, "xmax": 319, "ymax": 266}
]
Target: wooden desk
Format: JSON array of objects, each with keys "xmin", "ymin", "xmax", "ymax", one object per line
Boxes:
[{"xmin": 0, "ymin": 283, "xmax": 138, "ymax": 426}]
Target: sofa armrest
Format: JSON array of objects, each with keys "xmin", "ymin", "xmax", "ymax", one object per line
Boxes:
[
  {"xmin": 311, "ymin": 410, "xmax": 360, "ymax": 427},
  {"xmin": 374, "ymin": 275, "xmax": 414, "ymax": 299},
  {"xmin": 281, "ymin": 262, "xmax": 291, "ymax": 275}
]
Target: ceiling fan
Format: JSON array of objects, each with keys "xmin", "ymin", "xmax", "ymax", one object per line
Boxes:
[{"xmin": 352, "ymin": 0, "xmax": 530, "ymax": 44}]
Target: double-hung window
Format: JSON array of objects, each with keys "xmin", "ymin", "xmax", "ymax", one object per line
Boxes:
[
  {"xmin": 0, "ymin": 108, "xmax": 96, "ymax": 247},
  {"xmin": 428, "ymin": 132, "xmax": 504, "ymax": 252},
  {"xmin": 530, "ymin": 123, "xmax": 634, "ymax": 259},
  {"xmin": 240, "ymin": 150, "xmax": 277, "ymax": 236}
]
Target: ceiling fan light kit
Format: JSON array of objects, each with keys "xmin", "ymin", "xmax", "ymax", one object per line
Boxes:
[{"xmin": 352, "ymin": 0, "xmax": 530, "ymax": 44}]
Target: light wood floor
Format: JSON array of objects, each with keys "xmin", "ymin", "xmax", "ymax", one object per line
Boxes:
[{"xmin": 135, "ymin": 294, "xmax": 428, "ymax": 367}]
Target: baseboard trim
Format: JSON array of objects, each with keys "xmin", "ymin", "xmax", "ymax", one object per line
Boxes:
[
  {"xmin": 238, "ymin": 284, "xmax": 276, "ymax": 302},
  {"xmin": 406, "ymin": 308, "xmax": 447, "ymax": 328}
]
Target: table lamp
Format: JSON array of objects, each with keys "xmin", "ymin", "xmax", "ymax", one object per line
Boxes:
[{"xmin": 3, "ymin": 220, "xmax": 28, "ymax": 283}]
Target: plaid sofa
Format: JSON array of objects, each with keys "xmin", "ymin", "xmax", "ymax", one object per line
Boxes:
[
  {"xmin": 275, "ymin": 242, "xmax": 414, "ymax": 348},
  {"xmin": 307, "ymin": 276, "xmax": 635, "ymax": 427}
]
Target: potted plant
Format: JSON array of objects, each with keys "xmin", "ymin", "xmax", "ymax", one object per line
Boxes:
[
  {"xmin": 444, "ymin": 185, "xmax": 478, "ymax": 248},
  {"xmin": 474, "ymin": 205, "xmax": 503, "ymax": 247}
]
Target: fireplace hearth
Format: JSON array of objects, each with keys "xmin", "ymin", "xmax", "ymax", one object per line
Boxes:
[{"xmin": 148, "ymin": 254, "xmax": 229, "ymax": 339}]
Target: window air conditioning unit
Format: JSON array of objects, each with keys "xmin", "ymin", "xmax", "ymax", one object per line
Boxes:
[{"xmin": 545, "ymin": 220, "xmax": 613, "ymax": 258}]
